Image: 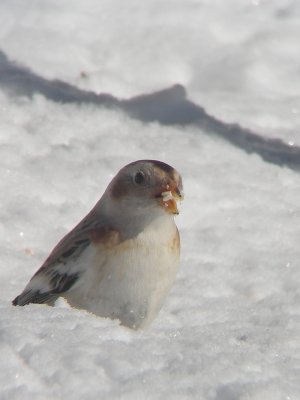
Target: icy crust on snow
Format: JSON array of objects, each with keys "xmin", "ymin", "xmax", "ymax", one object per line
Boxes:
[
  {"xmin": 0, "ymin": 0, "xmax": 300, "ymax": 399},
  {"xmin": 1, "ymin": 303, "xmax": 299, "ymax": 399}
]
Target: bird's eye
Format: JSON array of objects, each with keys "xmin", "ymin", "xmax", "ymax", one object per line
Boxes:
[{"xmin": 134, "ymin": 171, "xmax": 145, "ymax": 185}]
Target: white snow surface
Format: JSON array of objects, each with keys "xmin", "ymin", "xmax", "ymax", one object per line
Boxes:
[{"xmin": 0, "ymin": 1, "xmax": 300, "ymax": 399}]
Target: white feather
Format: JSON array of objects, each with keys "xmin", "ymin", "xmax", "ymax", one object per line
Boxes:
[{"xmin": 65, "ymin": 214, "xmax": 179, "ymax": 329}]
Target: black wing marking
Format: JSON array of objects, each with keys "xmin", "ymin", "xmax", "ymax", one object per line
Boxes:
[
  {"xmin": 12, "ymin": 290, "xmax": 57, "ymax": 306},
  {"xmin": 37, "ymin": 237, "xmax": 90, "ymax": 272},
  {"xmin": 12, "ymin": 272, "xmax": 80, "ymax": 306},
  {"xmin": 12, "ymin": 208, "xmax": 106, "ymax": 308}
]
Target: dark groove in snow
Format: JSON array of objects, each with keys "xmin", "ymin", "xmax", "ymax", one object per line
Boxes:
[{"xmin": 1, "ymin": 50, "xmax": 300, "ymax": 171}]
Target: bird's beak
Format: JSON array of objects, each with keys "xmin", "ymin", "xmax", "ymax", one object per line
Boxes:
[{"xmin": 160, "ymin": 187, "xmax": 183, "ymax": 215}]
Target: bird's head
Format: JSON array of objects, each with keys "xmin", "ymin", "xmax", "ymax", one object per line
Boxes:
[{"xmin": 106, "ymin": 160, "xmax": 183, "ymax": 217}]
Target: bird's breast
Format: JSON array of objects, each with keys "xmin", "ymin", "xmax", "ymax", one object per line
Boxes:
[{"xmin": 66, "ymin": 216, "xmax": 180, "ymax": 329}]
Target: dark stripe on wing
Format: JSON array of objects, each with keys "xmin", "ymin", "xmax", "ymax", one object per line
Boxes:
[
  {"xmin": 53, "ymin": 238, "xmax": 90, "ymax": 265},
  {"xmin": 12, "ymin": 290, "xmax": 57, "ymax": 306},
  {"xmin": 12, "ymin": 272, "xmax": 80, "ymax": 306},
  {"xmin": 49, "ymin": 271, "xmax": 80, "ymax": 293}
]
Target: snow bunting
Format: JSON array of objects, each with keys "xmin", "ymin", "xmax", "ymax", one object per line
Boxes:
[{"xmin": 13, "ymin": 160, "xmax": 183, "ymax": 329}]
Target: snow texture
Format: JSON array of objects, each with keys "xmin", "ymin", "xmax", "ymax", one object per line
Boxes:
[{"xmin": 0, "ymin": 0, "xmax": 300, "ymax": 399}]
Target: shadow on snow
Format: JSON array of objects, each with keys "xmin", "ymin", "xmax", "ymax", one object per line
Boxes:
[{"xmin": 1, "ymin": 50, "xmax": 300, "ymax": 171}]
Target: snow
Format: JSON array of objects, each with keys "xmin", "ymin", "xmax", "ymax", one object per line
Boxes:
[{"xmin": 0, "ymin": 0, "xmax": 300, "ymax": 399}]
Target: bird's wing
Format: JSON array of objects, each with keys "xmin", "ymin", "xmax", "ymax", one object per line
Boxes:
[{"xmin": 12, "ymin": 210, "xmax": 120, "ymax": 306}]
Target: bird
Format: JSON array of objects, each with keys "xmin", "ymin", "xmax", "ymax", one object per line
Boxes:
[{"xmin": 12, "ymin": 160, "xmax": 183, "ymax": 329}]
